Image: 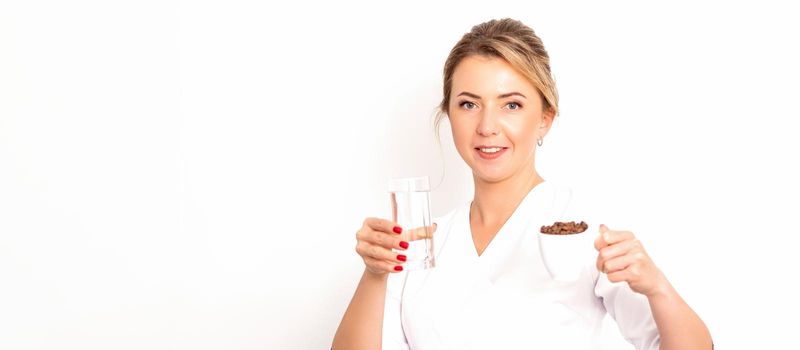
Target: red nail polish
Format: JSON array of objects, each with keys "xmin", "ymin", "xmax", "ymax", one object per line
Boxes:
[
  {"xmin": 399, "ymin": 241, "xmax": 409, "ymax": 249},
  {"xmin": 393, "ymin": 226, "xmax": 402, "ymax": 234},
  {"xmin": 394, "ymin": 265, "xmax": 403, "ymax": 271},
  {"xmin": 397, "ymin": 254, "xmax": 407, "ymax": 262}
]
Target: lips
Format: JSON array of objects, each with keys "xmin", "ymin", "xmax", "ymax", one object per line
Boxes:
[{"xmin": 474, "ymin": 146, "xmax": 508, "ymax": 160}]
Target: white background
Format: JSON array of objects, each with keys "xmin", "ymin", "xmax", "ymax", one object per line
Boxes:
[{"xmin": 1, "ymin": 1, "xmax": 798, "ymax": 349}]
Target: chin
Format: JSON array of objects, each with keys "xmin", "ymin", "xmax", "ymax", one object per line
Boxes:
[{"xmin": 472, "ymin": 169, "xmax": 511, "ymax": 184}]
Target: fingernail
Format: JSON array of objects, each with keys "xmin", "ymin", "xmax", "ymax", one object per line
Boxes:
[
  {"xmin": 394, "ymin": 265, "xmax": 403, "ymax": 271},
  {"xmin": 393, "ymin": 226, "xmax": 402, "ymax": 234},
  {"xmin": 397, "ymin": 254, "xmax": 407, "ymax": 262},
  {"xmin": 399, "ymin": 241, "xmax": 409, "ymax": 249},
  {"xmin": 603, "ymin": 233, "xmax": 611, "ymax": 241}
]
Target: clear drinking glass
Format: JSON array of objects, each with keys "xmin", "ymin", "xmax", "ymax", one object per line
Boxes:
[{"xmin": 388, "ymin": 176, "xmax": 435, "ymax": 270}]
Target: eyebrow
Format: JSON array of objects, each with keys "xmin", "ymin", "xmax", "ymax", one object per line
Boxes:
[{"xmin": 456, "ymin": 91, "xmax": 527, "ymax": 99}]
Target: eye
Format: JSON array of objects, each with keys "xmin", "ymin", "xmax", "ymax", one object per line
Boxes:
[
  {"xmin": 506, "ymin": 102, "xmax": 522, "ymax": 110},
  {"xmin": 459, "ymin": 101, "xmax": 477, "ymax": 110}
]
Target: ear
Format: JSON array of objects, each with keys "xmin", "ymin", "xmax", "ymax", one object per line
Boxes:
[{"xmin": 538, "ymin": 107, "xmax": 556, "ymax": 138}]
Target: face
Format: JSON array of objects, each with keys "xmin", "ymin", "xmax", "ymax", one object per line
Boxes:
[{"xmin": 448, "ymin": 55, "xmax": 554, "ymax": 184}]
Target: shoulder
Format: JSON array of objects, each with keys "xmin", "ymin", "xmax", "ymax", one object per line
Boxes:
[
  {"xmin": 534, "ymin": 180, "xmax": 575, "ymax": 218},
  {"xmin": 431, "ymin": 202, "xmax": 466, "ymax": 233},
  {"xmin": 544, "ymin": 180, "xmax": 599, "ymax": 224}
]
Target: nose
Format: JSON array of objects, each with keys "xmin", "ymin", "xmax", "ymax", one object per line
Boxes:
[{"xmin": 476, "ymin": 109, "xmax": 500, "ymax": 136}]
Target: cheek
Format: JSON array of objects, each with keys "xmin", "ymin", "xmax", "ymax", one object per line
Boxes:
[
  {"xmin": 449, "ymin": 118, "xmax": 471, "ymax": 144},
  {"xmin": 449, "ymin": 120, "xmax": 478, "ymax": 160},
  {"xmin": 503, "ymin": 116, "xmax": 539, "ymax": 150}
]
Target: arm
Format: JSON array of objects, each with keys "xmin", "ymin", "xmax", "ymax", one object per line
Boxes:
[
  {"xmin": 332, "ymin": 218, "xmax": 411, "ymax": 349},
  {"xmin": 647, "ymin": 278, "xmax": 712, "ymax": 349},
  {"xmin": 595, "ymin": 224, "xmax": 712, "ymax": 349},
  {"xmin": 332, "ymin": 270, "xmax": 389, "ymax": 350}
]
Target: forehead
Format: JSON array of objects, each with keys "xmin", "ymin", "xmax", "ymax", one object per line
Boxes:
[{"xmin": 451, "ymin": 55, "xmax": 536, "ymax": 96}]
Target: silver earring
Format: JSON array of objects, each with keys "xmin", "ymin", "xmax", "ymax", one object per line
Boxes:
[{"xmin": 537, "ymin": 138, "xmax": 543, "ymax": 147}]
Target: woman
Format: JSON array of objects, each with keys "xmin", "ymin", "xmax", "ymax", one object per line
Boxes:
[{"xmin": 333, "ymin": 18, "xmax": 712, "ymax": 349}]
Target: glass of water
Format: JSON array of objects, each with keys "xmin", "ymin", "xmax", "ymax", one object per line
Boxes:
[{"xmin": 388, "ymin": 176, "xmax": 435, "ymax": 270}]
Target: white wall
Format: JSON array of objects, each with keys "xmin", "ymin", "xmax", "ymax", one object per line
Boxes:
[{"xmin": 1, "ymin": 1, "xmax": 798, "ymax": 349}]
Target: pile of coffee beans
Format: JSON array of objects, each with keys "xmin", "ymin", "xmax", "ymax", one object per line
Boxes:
[{"xmin": 540, "ymin": 221, "xmax": 588, "ymax": 235}]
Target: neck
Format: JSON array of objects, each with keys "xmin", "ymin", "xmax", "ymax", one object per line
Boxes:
[{"xmin": 470, "ymin": 165, "xmax": 544, "ymax": 227}]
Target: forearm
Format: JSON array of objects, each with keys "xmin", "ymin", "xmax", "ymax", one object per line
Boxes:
[
  {"xmin": 332, "ymin": 270, "xmax": 389, "ymax": 350},
  {"xmin": 648, "ymin": 279, "xmax": 712, "ymax": 350}
]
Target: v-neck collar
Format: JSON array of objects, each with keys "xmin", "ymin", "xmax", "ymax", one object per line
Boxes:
[{"xmin": 466, "ymin": 181, "xmax": 552, "ymax": 262}]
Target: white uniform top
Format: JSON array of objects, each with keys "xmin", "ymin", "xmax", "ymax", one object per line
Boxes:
[{"xmin": 382, "ymin": 181, "xmax": 660, "ymax": 349}]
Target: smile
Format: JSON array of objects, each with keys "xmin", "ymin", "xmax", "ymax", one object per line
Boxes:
[{"xmin": 475, "ymin": 147, "xmax": 508, "ymax": 160}]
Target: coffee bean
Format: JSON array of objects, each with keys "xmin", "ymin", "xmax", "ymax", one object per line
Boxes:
[{"xmin": 540, "ymin": 221, "xmax": 588, "ymax": 235}]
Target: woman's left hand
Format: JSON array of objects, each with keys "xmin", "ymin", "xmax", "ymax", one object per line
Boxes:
[{"xmin": 594, "ymin": 224, "xmax": 669, "ymax": 297}]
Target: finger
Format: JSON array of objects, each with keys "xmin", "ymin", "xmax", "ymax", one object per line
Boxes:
[
  {"xmin": 598, "ymin": 238, "xmax": 642, "ymax": 263},
  {"xmin": 606, "ymin": 269, "xmax": 628, "ymax": 283},
  {"xmin": 602, "ymin": 252, "xmax": 643, "ymax": 274},
  {"xmin": 406, "ymin": 223, "xmax": 437, "ymax": 241},
  {"xmin": 606, "ymin": 264, "xmax": 642, "ymax": 283},
  {"xmin": 364, "ymin": 255, "xmax": 405, "ymax": 273},
  {"xmin": 358, "ymin": 229, "xmax": 408, "ymax": 250},
  {"xmin": 594, "ymin": 224, "xmax": 610, "ymax": 250},
  {"xmin": 599, "ymin": 227, "xmax": 635, "ymax": 246},
  {"xmin": 356, "ymin": 241, "xmax": 408, "ymax": 263},
  {"xmin": 363, "ymin": 217, "xmax": 403, "ymax": 235}
]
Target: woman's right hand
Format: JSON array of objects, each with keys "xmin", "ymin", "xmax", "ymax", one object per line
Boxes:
[{"xmin": 355, "ymin": 218, "xmax": 411, "ymax": 276}]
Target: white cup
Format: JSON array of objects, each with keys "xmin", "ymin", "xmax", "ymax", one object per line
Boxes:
[{"xmin": 538, "ymin": 223, "xmax": 595, "ymax": 282}]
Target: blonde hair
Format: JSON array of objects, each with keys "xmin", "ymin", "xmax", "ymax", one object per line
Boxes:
[{"xmin": 435, "ymin": 18, "xmax": 559, "ymax": 135}]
